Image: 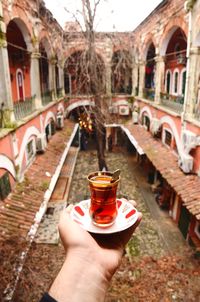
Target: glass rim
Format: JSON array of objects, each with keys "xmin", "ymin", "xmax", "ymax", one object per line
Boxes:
[{"xmin": 87, "ymin": 171, "xmax": 120, "ymax": 186}]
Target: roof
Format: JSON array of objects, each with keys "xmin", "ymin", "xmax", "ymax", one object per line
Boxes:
[
  {"xmin": 125, "ymin": 123, "xmax": 200, "ymax": 220},
  {"xmin": 0, "ymin": 120, "xmax": 77, "ymax": 241}
]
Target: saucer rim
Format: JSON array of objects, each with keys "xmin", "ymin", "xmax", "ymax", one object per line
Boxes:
[{"xmin": 70, "ymin": 198, "xmax": 139, "ymax": 234}]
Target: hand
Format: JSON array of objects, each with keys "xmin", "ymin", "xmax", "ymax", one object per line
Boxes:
[
  {"xmin": 49, "ymin": 199, "xmax": 142, "ymax": 302},
  {"xmin": 58, "ymin": 199, "xmax": 142, "ymax": 280}
]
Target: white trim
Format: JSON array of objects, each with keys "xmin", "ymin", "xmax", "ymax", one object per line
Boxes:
[
  {"xmin": 165, "ymin": 69, "xmax": 172, "ymax": 94},
  {"xmin": 65, "ymin": 99, "xmax": 95, "ymax": 115},
  {"xmin": 172, "ymin": 68, "xmax": 179, "ymax": 95},
  {"xmin": 159, "ymin": 115, "xmax": 182, "ymax": 154},
  {"xmin": 57, "ymin": 102, "xmax": 64, "ymax": 114},
  {"xmin": 121, "ymin": 125, "xmax": 144, "ymax": 155},
  {"xmin": 16, "ymin": 68, "xmax": 25, "ymax": 101},
  {"xmin": 18, "ymin": 126, "xmax": 40, "ymax": 177},
  {"xmin": 44, "ymin": 111, "xmax": 56, "ymax": 131},
  {"xmin": 139, "ymin": 106, "xmax": 153, "ymax": 121},
  {"xmin": 0, "ymin": 155, "xmax": 16, "ymax": 179}
]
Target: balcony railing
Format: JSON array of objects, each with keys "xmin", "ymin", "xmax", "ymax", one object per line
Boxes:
[
  {"xmin": 14, "ymin": 96, "xmax": 36, "ymax": 120},
  {"xmin": 143, "ymin": 88, "xmax": 155, "ymax": 101},
  {"xmin": 160, "ymin": 92, "xmax": 184, "ymax": 114},
  {"xmin": 41, "ymin": 90, "xmax": 53, "ymax": 106}
]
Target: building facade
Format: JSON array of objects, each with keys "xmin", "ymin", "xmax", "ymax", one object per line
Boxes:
[{"xmin": 0, "ymin": 0, "xmax": 200, "ymax": 249}]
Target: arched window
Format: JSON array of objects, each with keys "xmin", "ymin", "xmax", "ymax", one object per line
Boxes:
[
  {"xmin": 173, "ymin": 69, "xmax": 179, "ymax": 95},
  {"xmin": 180, "ymin": 68, "xmax": 186, "ymax": 96},
  {"xmin": 165, "ymin": 70, "xmax": 171, "ymax": 94}
]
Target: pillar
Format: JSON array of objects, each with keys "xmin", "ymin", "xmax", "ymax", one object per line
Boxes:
[
  {"xmin": 58, "ymin": 59, "xmax": 65, "ymax": 97},
  {"xmin": 0, "ymin": 11, "xmax": 15, "ymax": 124},
  {"xmin": 184, "ymin": 47, "xmax": 200, "ymax": 118},
  {"xmin": 154, "ymin": 55, "xmax": 165, "ymax": 104},
  {"xmin": 138, "ymin": 61, "xmax": 145, "ymax": 98},
  {"xmin": 132, "ymin": 62, "xmax": 139, "ymax": 96},
  {"xmin": 49, "ymin": 58, "xmax": 57, "ymax": 101},
  {"xmin": 30, "ymin": 52, "xmax": 42, "ymax": 109}
]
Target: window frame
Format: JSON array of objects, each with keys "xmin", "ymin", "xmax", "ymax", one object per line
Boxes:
[
  {"xmin": 162, "ymin": 128, "xmax": 173, "ymax": 148},
  {"xmin": 172, "ymin": 68, "xmax": 179, "ymax": 95}
]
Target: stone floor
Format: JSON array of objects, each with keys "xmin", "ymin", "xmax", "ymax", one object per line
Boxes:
[
  {"xmin": 34, "ymin": 145, "xmax": 189, "ymax": 256},
  {"xmin": 67, "ymin": 147, "xmax": 189, "ymax": 258}
]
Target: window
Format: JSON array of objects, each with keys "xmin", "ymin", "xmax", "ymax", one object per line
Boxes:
[
  {"xmin": 142, "ymin": 115, "xmax": 150, "ymax": 131},
  {"xmin": 26, "ymin": 139, "xmax": 35, "ymax": 162},
  {"xmin": 180, "ymin": 69, "xmax": 186, "ymax": 96},
  {"xmin": 165, "ymin": 70, "xmax": 171, "ymax": 94},
  {"xmin": 0, "ymin": 172, "xmax": 11, "ymax": 200},
  {"xmin": 173, "ymin": 70, "xmax": 179, "ymax": 94},
  {"xmin": 164, "ymin": 129, "xmax": 172, "ymax": 147}
]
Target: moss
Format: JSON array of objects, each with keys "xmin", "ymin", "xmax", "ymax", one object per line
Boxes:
[
  {"xmin": 40, "ymin": 181, "xmax": 49, "ymax": 191},
  {"xmin": 126, "ymin": 235, "xmax": 140, "ymax": 257}
]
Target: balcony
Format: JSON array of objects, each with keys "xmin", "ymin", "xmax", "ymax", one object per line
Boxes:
[
  {"xmin": 160, "ymin": 92, "xmax": 184, "ymax": 114},
  {"xmin": 143, "ymin": 88, "xmax": 155, "ymax": 101},
  {"xmin": 14, "ymin": 96, "xmax": 36, "ymax": 120},
  {"xmin": 41, "ymin": 90, "xmax": 53, "ymax": 106}
]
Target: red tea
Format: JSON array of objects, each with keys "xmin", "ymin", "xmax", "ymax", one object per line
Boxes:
[{"xmin": 88, "ymin": 173, "xmax": 119, "ymax": 227}]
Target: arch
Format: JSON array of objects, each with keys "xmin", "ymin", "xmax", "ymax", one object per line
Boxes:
[
  {"xmin": 57, "ymin": 102, "xmax": 65, "ymax": 114},
  {"xmin": 44, "ymin": 111, "xmax": 56, "ymax": 130},
  {"xmin": 39, "ymin": 35, "xmax": 53, "ymax": 59},
  {"xmin": 159, "ymin": 18, "xmax": 187, "ymax": 56},
  {"xmin": 142, "ymin": 37, "xmax": 156, "ymax": 61},
  {"xmin": 139, "ymin": 106, "xmax": 153, "ymax": 120},
  {"xmin": 8, "ymin": 17, "xmax": 33, "ymax": 52},
  {"xmin": 65, "ymin": 99, "xmax": 95, "ymax": 116},
  {"xmin": 18, "ymin": 126, "xmax": 40, "ymax": 170},
  {"xmin": 0, "ymin": 155, "xmax": 16, "ymax": 179},
  {"xmin": 159, "ymin": 115, "xmax": 182, "ymax": 154}
]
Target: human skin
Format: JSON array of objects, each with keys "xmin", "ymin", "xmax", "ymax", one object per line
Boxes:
[{"xmin": 49, "ymin": 200, "xmax": 142, "ymax": 302}]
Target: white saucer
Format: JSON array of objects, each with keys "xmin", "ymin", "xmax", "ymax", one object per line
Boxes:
[{"xmin": 70, "ymin": 199, "xmax": 139, "ymax": 234}]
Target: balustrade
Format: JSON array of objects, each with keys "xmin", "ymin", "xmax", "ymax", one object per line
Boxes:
[
  {"xmin": 160, "ymin": 92, "xmax": 184, "ymax": 114},
  {"xmin": 14, "ymin": 96, "xmax": 36, "ymax": 120}
]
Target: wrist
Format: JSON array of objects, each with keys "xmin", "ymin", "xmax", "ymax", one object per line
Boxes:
[{"xmin": 49, "ymin": 251, "xmax": 109, "ymax": 302}]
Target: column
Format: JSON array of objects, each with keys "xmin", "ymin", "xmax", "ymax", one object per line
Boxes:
[
  {"xmin": 184, "ymin": 47, "xmax": 200, "ymax": 118},
  {"xmin": 49, "ymin": 57, "xmax": 56, "ymax": 101},
  {"xmin": 30, "ymin": 52, "xmax": 42, "ymax": 109},
  {"xmin": 58, "ymin": 59, "xmax": 65, "ymax": 97},
  {"xmin": 132, "ymin": 62, "xmax": 139, "ymax": 96},
  {"xmin": 154, "ymin": 55, "xmax": 165, "ymax": 104},
  {"xmin": 0, "ymin": 10, "xmax": 15, "ymax": 124},
  {"xmin": 138, "ymin": 61, "xmax": 145, "ymax": 98}
]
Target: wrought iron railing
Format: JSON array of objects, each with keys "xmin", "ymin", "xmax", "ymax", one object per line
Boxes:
[
  {"xmin": 14, "ymin": 96, "xmax": 36, "ymax": 120},
  {"xmin": 143, "ymin": 88, "xmax": 155, "ymax": 101},
  {"xmin": 160, "ymin": 92, "xmax": 184, "ymax": 114},
  {"xmin": 41, "ymin": 90, "xmax": 53, "ymax": 106}
]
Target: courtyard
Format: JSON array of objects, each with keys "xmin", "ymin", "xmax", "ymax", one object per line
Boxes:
[{"xmin": 6, "ymin": 146, "xmax": 200, "ymax": 302}]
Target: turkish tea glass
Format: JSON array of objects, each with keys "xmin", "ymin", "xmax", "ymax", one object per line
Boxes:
[{"xmin": 87, "ymin": 171, "xmax": 120, "ymax": 227}]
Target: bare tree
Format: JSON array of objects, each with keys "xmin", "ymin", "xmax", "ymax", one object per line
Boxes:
[{"xmin": 64, "ymin": 0, "xmax": 132, "ymax": 170}]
